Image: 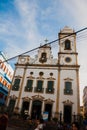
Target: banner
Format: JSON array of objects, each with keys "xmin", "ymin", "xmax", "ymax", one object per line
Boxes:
[{"xmin": 42, "ymin": 111, "xmax": 49, "ymax": 121}]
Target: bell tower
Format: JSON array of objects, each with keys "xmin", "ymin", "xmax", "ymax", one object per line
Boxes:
[{"xmin": 57, "ymin": 26, "xmax": 80, "ymax": 123}]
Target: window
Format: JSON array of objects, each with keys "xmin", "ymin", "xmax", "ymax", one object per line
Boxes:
[
  {"xmin": 8, "ymin": 99, "xmax": 16, "ymax": 113},
  {"xmin": 25, "ymin": 79, "xmax": 33, "ymax": 91},
  {"xmin": 12, "ymin": 78, "xmax": 20, "ymax": 91},
  {"xmin": 65, "ymin": 57, "xmax": 71, "ymax": 63},
  {"xmin": 65, "ymin": 40, "xmax": 71, "ymax": 50},
  {"xmin": 47, "ymin": 81, "xmax": 54, "ymax": 93},
  {"xmin": 39, "ymin": 52, "xmax": 47, "ymax": 63},
  {"xmin": 64, "ymin": 81, "xmax": 73, "ymax": 95},
  {"xmin": 39, "ymin": 72, "xmax": 44, "ymax": 76},
  {"xmin": 42, "ymin": 52, "xmax": 46, "ymax": 58},
  {"xmin": 35, "ymin": 80, "xmax": 43, "ymax": 92}
]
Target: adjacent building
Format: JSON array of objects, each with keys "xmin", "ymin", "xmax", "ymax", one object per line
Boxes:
[
  {"xmin": 83, "ymin": 86, "xmax": 87, "ymax": 117},
  {"xmin": 0, "ymin": 51, "xmax": 14, "ymax": 106},
  {"xmin": 7, "ymin": 27, "xmax": 80, "ymax": 123}
]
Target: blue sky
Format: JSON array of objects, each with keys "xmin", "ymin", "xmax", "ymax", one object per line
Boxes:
[{"xmin": 0, "ymin": 0, "xmax": 87, "ymax": 105}]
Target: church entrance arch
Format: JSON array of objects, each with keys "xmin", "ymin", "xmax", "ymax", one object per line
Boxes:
[{"xmin": 31, "ymin": 100, "xmax": 42, "ymax": 119}]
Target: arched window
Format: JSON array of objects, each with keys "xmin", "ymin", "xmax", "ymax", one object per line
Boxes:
[
  {"xmin": 41, "ymin": 52, "xmax": 46, "ymax": 58},
  {"xmin": 65, "ymin": 40, "xmax": 71, "ymax": 50},
  {"xmin": 39, "ymin": 52, "xmax": 47, "ymax": 63}
]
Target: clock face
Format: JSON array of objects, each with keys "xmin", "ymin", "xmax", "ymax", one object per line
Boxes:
[{"xmin": 65, "ymin": 57, "xmax": 71, "ymax": 63}]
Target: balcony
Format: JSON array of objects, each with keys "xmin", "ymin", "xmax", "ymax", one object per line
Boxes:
[
  {"xmin": 12, "ymin": 85, "xmax": 20, "ymax": 91},
  {"xmin": 34, "ymin": 87, "xmax": 44, "ymax": 93},
  {"xmin": 24, "ymin": 86, "xmax": 33, "ymax": 92},
  {"xmin": 64, "ymin": 89, "xmax": 73, "ymax": 95},
  {"xmin": 46, "ymin": 88, "xmax": 54, "ymax": 94}
]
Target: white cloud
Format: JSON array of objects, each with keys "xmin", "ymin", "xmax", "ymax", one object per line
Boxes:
[
  {"xmin": 0, "ymin": 0, "xmax": 45, "ymax": 58},
  {"xmin": 62, "ymin": 0, "xmax": 87, "ymax": 27},
  {"xmin": 14, "ymin": 0, "xmax": 44, "ymax": 45}
]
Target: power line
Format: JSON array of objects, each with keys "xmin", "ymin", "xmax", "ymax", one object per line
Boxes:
[{"xmin": 2, "ymin": 27, "xmax": 87, "ymax": 63}]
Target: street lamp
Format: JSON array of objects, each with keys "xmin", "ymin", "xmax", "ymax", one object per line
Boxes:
[
  {"xmin": 60, "ymin": 111, "xmax": 62, "ymax": 124},
  {"xmin": 73, "ymin": 112, "xmax": 76, "ymax": 122}
]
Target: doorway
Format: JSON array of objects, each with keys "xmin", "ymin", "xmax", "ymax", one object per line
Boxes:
[
  {"xmin": 64, "ymin": 105, "xmax": 72, "ymax": 123},
  {"xmin": 31, "ymin": 100, "xmax": 42, "ymax": 119},
  {"xmin": 21, "ymin": 101, "xmax": 29, "ymax": 115},
  {"xmin": 44, "ymin": 104, "xmax": 52, "ymax": 120},
  {"xmin": 8, "ymin": 99, "xmax": 16, "ymax": 113}
]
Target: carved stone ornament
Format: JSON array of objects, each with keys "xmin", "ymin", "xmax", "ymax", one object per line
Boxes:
[
  {"xmin": 44, "ymin": 98, "xmax": 54, "ymax": 103},
  {"xmin": 10, "ymin": 95, "xmax": 17, "ymax": 99},
  {"xmin": 32, "ymin": 95, "xmax": 44, "ymax": 101},
  {"xmin": 22, "ymin": 96, "xmax": 31, "ymax": 101},
  {"xmin": 63, "ymin": 100, "xmax": 73, "ymax": 105}
]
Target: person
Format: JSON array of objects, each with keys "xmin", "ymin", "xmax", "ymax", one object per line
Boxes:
[
  {"xmin": 38, "ymin": 119, "xmax": 44, "ymax": 130},
  {"xmin": 85, "ymin": 125, "xmax": 87, "ymax": 130},
  {"xmin": 33, "ymin": 120, "xmax": 40, "ymax": 130},
  {"xmin": 71, "ymin": 123, "xmax": 78, "ymax": 130},
  {"xmin": 34, "ymin": 122, "xmax": 39, "ymax": 130},
  {"xmin": 0, "ymin": 112, "xmax": 8, "ymax": 130}
]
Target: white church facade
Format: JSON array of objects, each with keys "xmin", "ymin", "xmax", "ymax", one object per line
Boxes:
[{"xmin": 7, "ymin": 27, "xmax": 80, "ymax": 123}]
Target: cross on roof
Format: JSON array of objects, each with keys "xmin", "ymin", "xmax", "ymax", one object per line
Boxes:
[{"xmin": 44, "ymin": 39, "xmax": 48, "ymax": 43}]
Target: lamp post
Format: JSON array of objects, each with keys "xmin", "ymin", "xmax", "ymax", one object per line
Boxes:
[
  {"xmin": 73, "ymin": 112, "xmax": 76, "ymax": 122},
  {"xmin": 60, "ymin": 111, "xmax": 62, "ymax": 124}
]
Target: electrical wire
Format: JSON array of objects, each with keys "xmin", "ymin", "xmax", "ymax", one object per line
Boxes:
[{"xmin": 2, "ymin": 27, "xmax": 87, "ymax": 63}]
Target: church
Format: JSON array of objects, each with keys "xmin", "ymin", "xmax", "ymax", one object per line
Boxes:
[{"xmin": 7, "ymin": 26, "xmax": 80, "ymax": 123}]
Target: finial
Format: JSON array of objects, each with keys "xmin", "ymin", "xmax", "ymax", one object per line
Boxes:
[{"xmin": 44, "ymin": 39, "xmax": 48, "ymax": 44}]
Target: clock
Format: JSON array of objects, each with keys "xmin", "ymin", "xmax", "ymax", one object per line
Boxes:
[{"xmin": 65, "ymin": 57, "xmax": 71, "ymax": 63}]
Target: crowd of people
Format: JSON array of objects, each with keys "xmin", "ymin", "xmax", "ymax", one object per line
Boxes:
[
  {"xmin": 33, "ymin": 119, "xmax": 87, "ymax": 130},
  {"xmin": 0, "ymin": 112, "xmax": 8, "ymax": 130},
  {"xmin": 0, "ymin": 111, "xmax": 87, "ymax": 130}
]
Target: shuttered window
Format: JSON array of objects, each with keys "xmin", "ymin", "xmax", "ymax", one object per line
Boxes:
[
  {"xmin": 65, "ymin": 82, "xmax": 71, "ymax": 90},
  {"xmin": 64, "ymin": 81, "xmax": 73, "ymax": 94},
  {"xmin": 12, "ymin": 78, "xmax": 20, "ymax": 91},
  {"xmin": 47, "ymin": 81, "xmax": 54, "ymax": 92},
  {"xmin": 25, "ymin": 79, "xmax": 33, "ymax": 91},
  {"xmin": 37, "ymin": 80, "xmax": 43, "ymax": 90}
]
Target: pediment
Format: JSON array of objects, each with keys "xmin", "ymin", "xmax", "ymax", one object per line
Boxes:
[
  {"xmin": 15, "ymin": 75, "xmax": 22, "ymax": 78},
  {"xmin": 47, "ymin": 77, "xmax": 55, "ymax": 80},
  {"xmin": 22, "ymin": 96, "xmax": 31, "ymax": 101},
  {"xmin": 64, "ymin": 77, "xmax": 73, "ymax": 81},
  {"xmin": 10, "ymin": 94, "xmax": 17, "ymax": 99},
  {"xmin": 44, "ymin": 98, "xmax": 54, "ymax": 103},
  {"xmin": 32, "ymin": 95, "xmax": 44, "ymax": 101},
  {"xmin": 27, "ymin": 76, "xmax": 35, "ymax": 79},
  {"xmin": 63, "ymin": 99, "xmax": 73, "ymax": 105}
]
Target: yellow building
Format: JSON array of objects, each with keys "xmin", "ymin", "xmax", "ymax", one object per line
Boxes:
[{"xmin": 83, "ymin": 86, "xmax": 87, "ymax": 118}]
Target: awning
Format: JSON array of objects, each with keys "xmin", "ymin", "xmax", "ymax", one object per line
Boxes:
[{"xmin": 0, "ymin": 86, "xmax": 8, "ymax": 95}]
